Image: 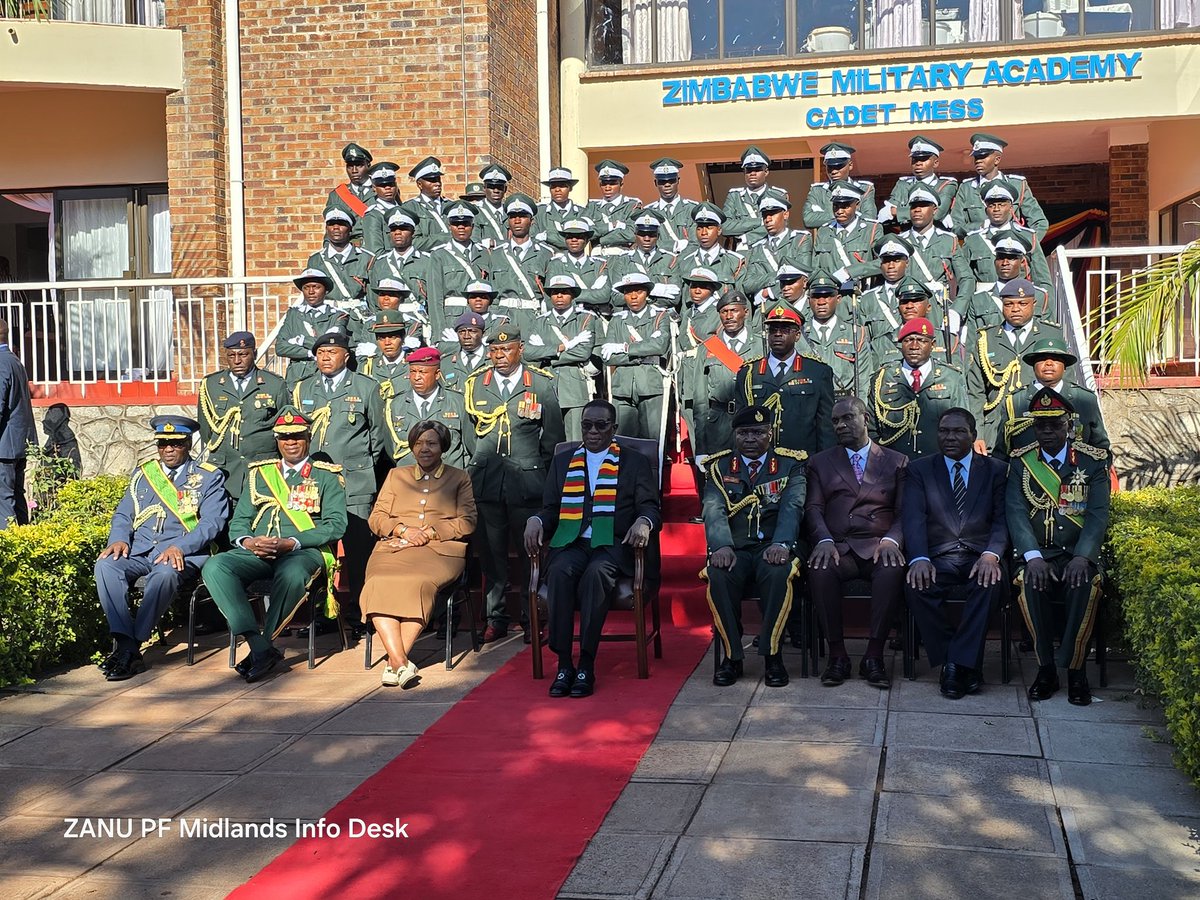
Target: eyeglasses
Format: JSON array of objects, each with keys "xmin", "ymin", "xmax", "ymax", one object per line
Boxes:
[{"xmin": 580, "ymin": 420, "xmax": 613, "ymax": 432}]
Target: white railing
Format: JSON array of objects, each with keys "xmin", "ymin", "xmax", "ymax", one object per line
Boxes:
[
  {"xmin": 1049, "ymin": 243, "xmax": 1197, "ymax": 382},
  {"xmin": 0, "ymin": 276, "xmax": 299, "ymax": 397}
]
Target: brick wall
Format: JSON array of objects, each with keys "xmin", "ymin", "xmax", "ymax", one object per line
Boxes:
[
  {"xmin": 487, "ymin": 0, "xmax": 541, "ymax": 191},
  {"xmin": 1109, "ymin": 144, "xmax": 1150, "ymax": 246}
]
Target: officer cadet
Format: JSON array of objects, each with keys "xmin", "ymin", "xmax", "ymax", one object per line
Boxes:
[
  {"xmin": 585, "ymin": 159, "xmax": 642, "ymax": 251},
  {"xmin": 522, "ymin": 274, "xmax": 600, "ymax": 441},
  {"xmin": 813, "ymin": 182, "xmax": 884, "ymax": 283},
  {"xmin": 95, "ymin": 415, "xmax": 229, "ymax": 680},
  {"xmin": 291, "ymin": 331, "xmax": 387, "ymax": 628},
  {"xmin": 952, "ymin": 181, "xmax": 1052, "ymax": 300},
  {"xmin": 473, "ymin": 163, "xmax": 513, "ymax": 248},
  {"xmin": 688, "ymin": 291, "xmax": 765, "ymax": 464},
  {"xmin": 868, "ymin": 278, "xmax": 957, "ymax": 369},
  {"xmin": 601, "ymin": 272, "xmax": 674, "ymax": 442},
  {"xmin": 443, "ymin": 311, "xmax": 490, "ymax": 391},
  {"xmin": 803, "ymin": 142, "xmax": 878, "ymax": 229},
  {"xmin": 426, "ymin": 200, "xmax": 488, "ymax": 342},
  {"xmin": 677, "ymin": 203, "xmax": 747, "ymax": 298},
  {"xmin": 901, "ymin": 186, "xmax": 959, "ymax": 295},
  {"xmin": 462, "ymin": 181, "xmax": 487, "ymax": 201},
  {"xmin": 762, "ymin": 263, "xmax": 811, "ymax": 311},
  {"xmin": 869, "ymin": 317, "xmax": 971, "ymax": 459},
  {"xmin": 994, "ymin": 337, "xmax": 1109, "ymax": 462},
  {"xmin": 604, "ymin": 208, "xmax": 682, "ymax": 311},
  {"xmin": 954, "ymin": 133, "xmax": 1049, "ymax": 239},
  {"xmin": 403, "ymin": 156, "xmax": 452, "ymax": 252},
  {"xmin": 306, "ymin": 208, "xmax": 374, "ymax": 304},
  {"xmin": 803, "ymin": 270, "xmax": 873, "ymax": 398},
  {"xmin": 382, "ymin": 346, "xmax": 468, "ymax": 466},
  {"xmin": 204, "ymin": 407, "xmax": 348, "ymax": 682},
  {"xmin": 274, "ymin": 269, "xmax": 350, "ymax": 388},
  {"xmin": 358, "ymin": 309, "xmax": 412, "ymax": 402},
  {"xmin": 534, "ymin": 167, "xmax": 587, "ymax": 251},
  {"xmin": 441, "ymin": 280, "xmax": 512, "ymax": 354},
  {"xmin": 543, "ymin": 219, "xmax": 612, "ymax": 313},
  {"xmin": 1007, "ymin": 387, "xmax": 1110, "ymax": 705},
  {"xmin": 742, "ymin": 189, "xmax": 816, "ymax": 301},
  {"xmin": 722, "ymin": 145, "xmax": 781, "ymax": 247},
  {"xmin": 678, "ymin": 266, "xmax": 725, "ymax": 352},
  {"xmin": 736, "ymin": 304, "xmax": 836, "ymax": 458},
  {"xmin": 198, "ymin": 331, "xmax": 287, "ymax": 501},
  {"xmin": 487, "ymin": 193, "xmax": 552, "ymax": 327},
  {"xmin": 702, "ymin": 404, "xmax": 806, "ymax": 688},
  {"xmin": 967, "ymin": 278, "xmax": 1065, "ymax": 450},
  {"xmin": 370, "ymin": 276, "xmax": 428, "ymax": 345},
  {"xmin": 463, "ymin": 322, "xmax": 565, "ymax": 642},
  {"xmin": 324, "ymin": 142, "xmax": 374, "ymax": 243},
  {"xmin": 645, "ymin": 157, "xmax": 698, "ymax": 251},
  {"xmin": 957, "ymin": 232, "xmax": 1051, "ymax": 343},
  {"xmin": 369, "ymin": 209, "xmax": 432, "ymax": 313},
  {"xmin": 360, "ymin": 161, "xmax": 403, "ymax": 256},
  {"xmin": 881, "ymin": 135, "xmax": 958, "ymax": 228}
]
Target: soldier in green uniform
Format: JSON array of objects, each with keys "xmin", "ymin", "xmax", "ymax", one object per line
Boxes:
[
  {"xmin": 273, "ymin": 269, "xmax": 350, "ymax": 389},
  {"xmin": 203, "ymin": 406, "xmax": 348, "ymax": 682},
  {"xmin": 358, "ymin": 308, "xmax": 413, "ymax": 402},
  {"xmin": 644, "ymin": 157, "xmax": 698, "ymax": 252},
  {"xmin": 324, "ymin": 142, "xmax": 373, "ymax": 244},
  {"xmin": 534, "ymin": 167, "xmax": 587, "ymax": 251},
  {"xmin": 721, "ymin": 146, "xmax": 781, "ymax": 248},
  {"xmin": 953, "ymin": 133, "xmax": 1048, "ymax": 239},
  {"xmin": 742, "ymin": 189, "xmax": 816, "ymax": 301},
  {"xmin": 473, "ymin": 162, "xmax": 512, "ymax": 248},
  {"xmin": 382, "ymin": 346, "xmax": 468, "ymax": 466},
  {"xmin": 952, "ymin": 180, "xmax": 1051, "ymax": 300},
  {"xmin": 601, "ymin": 272, "xmax": 674, "ymax": 441},
  {"xmin": 306, "ymin": 209, "xmax": 374, "ymax": 304},
  {"xmin": 462, "ymin": 181, "xmax": 487, "ymax": 201},
  {"xmin": 866, "ymin": 277, "xmax": 956, "ymax": 370},
  {"xmin": 688, "ymin": 291, "xmax": 764, "ymax": 464},
  {"xmin": 442, "ymin": 311, "xmax": 490, "ymax": 392},
  {"xmin": 678, "ymin": 266, "xmax": 724, "ymax": 353},
  {"xmin": 543, "ymin": 219, "xmax": 612, "ymax": 314},
  {"xmin": 486, "ymin": 193, "xmax": 551, "ymax": 327},
  {"xmin": 880, "ymin": 135, "xmax": 958, "ymax": 229},
  {"xmin": 967, "ymin": 278, "xmax": 1064, "ymax": 450},
  {"xmin": 677, "ymin": 203, "xmax": 747, "ymax": 299},
  {"xmin": 803, "ymin": 142, "xmax": 878, "ymax": 229},
  {"xmin": 368, "ymin": 209, "xmax": 431, "ymax": 312},
  {"xmin": 403, "ymin": 156, "xmax": 451, "ymax": 252},
  {"xmin": 463, "ymin": 323, "xmax": 565, "ymax": 642},
  {"xmin": 958, "ymin": 232, "xmax": 1051, "ymax": 345},
  {"xmin": 813, "ymin": 182, "xmax": 883, "ymax": 284},
  {"xmin": 759, "ymin": 263, "xmax": 811, "ymax": 310},
  {"xmin": 702, "ymin": 405, "xmax": 806, "ymax": 688},
  {"xmin": 604, "ymin": 209, "xmax": 682, "ymax": 311},
  {"xmin": 1007, "ymin": 387, "xmax": 1110, "ymax": 705},
  {"xmin": 585, "ymin": 159, "xmax": 642, "ymax": 250},
  {"xmin": 290, "ymin": 331, "xmax": 387, "ymax": 627},
  {"xmin": 995, "ymin": 338, "xmax": 1110, "ymax": 462},
  {"xmin": 197, "ymin": 330, "xmax": 287, "ymax": 501},
  {"xmin": 735, "ymin": 304, "xmax": 835, "ymax": 458},
  {"xmin": 522, "ymin": 274, "xmax": 599, "ymax": 441},
  {"xmin": 425, "ymin": 200, "xmax": 488, "ymax": 343},
  {"xmin": 437, "ymin": 280, "xmax": 513, "ymax": 354},
  {"xmin": 900, "ymin": 186, "xmax": 959, "ymax": 298},
  {"xmin": 360, "ymin": 162, "xmax": 403, "ymax": 257},
  {"xmin": 368, "ymin": 276, "xmax": 428, "ymax": 349},
  {"xmin": 802, "ymin": 271, "xmax": 873, "ymax": 398},
  {"xmin": 869, "ymin": 317, "xmax": 971, "ymax": 459}
]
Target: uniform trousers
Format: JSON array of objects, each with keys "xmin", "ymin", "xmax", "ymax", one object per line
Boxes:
[
  {"xmin": 203, "ymin": 547, "xmax": 326, "ymax": 641},
  {"xmin": 612, "ymin": 392, "xmax": 664, "ymax": 442},
  {"xmin": 808, "ymin": 546, "xmax": 906, "ymax": 646},
  {"xmin": 477, "ymin": 498, "xmax": 536, "ymax": 627},
  {"xmin": 905, "ymin": 551, "xmax": 1006, "ymax": 670},
  {"xmin": 705, "ymin": 547, "xmax": 800, "ymax": 660},
  {"xmin": 95, "ymin": 555, "xmax": 200, "ymax": 644},
  {"xmin": 544, "ymin": 538, "xmax": 623, "ymax": 661},
  {"xmin": 1017, "ymin": 555, "xmax": 1101, "ymax": 670}
]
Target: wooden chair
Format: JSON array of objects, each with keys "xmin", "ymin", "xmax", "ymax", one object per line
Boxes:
[
  {"xmin": 902, "ymin": 581, "xmax": 1014, "ymax": 684},
  {"xmin": 362, "ymin": 569, "xmax": 481, "ymax": 671}
]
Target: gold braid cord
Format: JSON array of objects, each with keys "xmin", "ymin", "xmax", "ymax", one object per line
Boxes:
[
  {"xmin": 464, "ymin": 376, "xmax": 512, "ymax": 454},
  {"xmin": 1021, "ymin": 465, "xmax": 1058, "ymax": 544},
  {"xmin": 383, "ymin": 396, "xmax": 409, "ymax": 459},
  {"xmin": 128, "ymin": 471, "xmax": 167, "ymax": 532},
  {"xmin": 246, "ymin": 467, "xmax": 285, "ymax": 536},
  {"xmin": 199, "ymin": 378, "xmax": 243, "ymax": 452},
  {"xmin": 976, "ymin": 332, "xmax": 1020, "ymax": 413},
  {"xmin": 705, "ymin": 460, "xmax": 762, "ymax": 541},
  {"xmin": 872, "ymin": 368, "xmax": 919, "ymax": 446},
  {"xmin": 308, "ymin": 405, "xmax": 334, "ymax": 447}
]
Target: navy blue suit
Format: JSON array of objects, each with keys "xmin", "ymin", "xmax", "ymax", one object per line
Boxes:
[
  {"xmin": 902, "ymin": 452, "xmax": 1009, "ymax": 670},
  {"xmin": 0, "ymin": 344, "xmax": 35, "ymax": 528}
]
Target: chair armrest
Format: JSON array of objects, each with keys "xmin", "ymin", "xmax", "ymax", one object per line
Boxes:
[
  {"xmin": 633, "ymin": 545, "xmax": 645, "ymax": 590},
  {"xmin": 529, "ymin": 550, "xmax": 543, "ymax": 599}
]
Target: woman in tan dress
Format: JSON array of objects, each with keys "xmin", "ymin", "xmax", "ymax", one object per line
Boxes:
[{"xmin": 362, "ymin": 420, "xmax": 477, "ymax": 687}]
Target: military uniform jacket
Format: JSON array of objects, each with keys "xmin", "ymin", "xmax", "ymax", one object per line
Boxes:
[
  {"xmin": 688, "ymin": 332, "xmax": 764, "ymax": 458},
  {"xmin": 802, "ymin": 179, "xmax": 878, "ymax": 230},
  {"xmin": 676, "ymin": 246, "xmax": 747, "ymax": 299},
  {"xmin": 994, "ymin": 383, "xmax": 1110, "ymax": 462},
  {"xmin": 306, "ymin": 244, "xmax": 374, "ymax": 303},
  {"xmin": 427, "ymin": 240, "xmax": 489, "ymax": 338},
  {"xmin": 361, "ymin": 199, "xmax": 403, "ymax": 256},
  {"xmin": 473, "ymin": 200, "xmax": 510, "ymax": 249},
  {"xmin": 383, "ymin": 387, "xmax": 468, "ymax": 466},
  {"xmin": 888, "ymin": 174, "xmax": 958, "ymax": 227},
  {"xmin": 742, "ymin": 230, "xmax": 816, "ymax": 297},
  {"xmin": 814, "ymin": 217, "xmax": 884, "ymax": 281},
  {"xmin": 487, "ymin": 241, "xmax": 554, "ymax": 328},
  {"xmin": 722, "ymin": 185, "xmax": 782, "ymax": 245},
  {"xmin": 291, "ymin": 370, "xmax": 388, "ymax": 513},
  {"xmin": 953, "ymin": 173, "xmax": 1049, "ymax": 239},
  {"xmin": 901, "ymin": 227, "xmax": 959, "ymax": 291},
  {"xmin": 605, "ymin": 307, "xmax": 673, "ymax": 400},
  {"xmin": 869, "ymin": 362, "xmax": 969, "ymax": 459},
  {"xmin": 951, "ymin": 223, "xmax": 1052, "ymax": 300},
  {"xmin": 735, "ymin": 354, "xmax": 836, "ymax": 458},
  {"xmin": 359, "ymin": 353, "xmax": 411, "ymax": 403},
  {"xmin": 679, "ymin": 296, "xmax": 722, "ymax": 352},
  {"xmin": 441, "ymin": 347, "xmax": 488, "ymax": 394},
  {"xmin": 804, "ymin": 316, "xmax": 873, "ymax": 398},
  {"xmin": 606, "ymin": 248, "xmax": 682, "ymax": 310},
  {"xmin": 274, "ymin": 304, "xmax": 351, "ymax": 386},
  {"xmin": 645, "ymin": 197, "xmax": 699, "ymax": 250},
  {"xmin": 1005, "ymin": 440, "xmax": 1110, "ymax": 563},
  {"xmin": 403, "ymin": 196, "xmax": 452, "ymax": 253},
  {"xmin": 534, "ymin": 200, "xmax": 589, "ymax": 250},
  {"xmin": 968, "ymin": 319, "xmax": 1064, "ymax": 449},
  {"xmin": 522, "ymin": 306, "xmax": 599, "ymax": 409},
  {"xmin": 584, "ymin": 195, "xmax": 643, "ymax": 247},
  {"xmin": 462, "ymin": 365, "xmax": 565, "ymax": 505},
  {"xmin": 324, "ymin": 181, "xmax": 374, "ymax": 242},
  {"xmin": 959, "ymin": 282, "xmax": 1053, "ymax": 348},
  {"xmin": 110, "ymin": 458, "xmax": 229, "ymax": 563},
  {"xmin": 702, "ymin": 449, "xmax": 807, "ymax": 550},
  {"xmin": 198, "ymin": 367, "xmax": 287, "ymax": 497},
  {"xmin": 544, "ymin": 253, "xmax": 611, "ymax": 311},
  {"xmin": 368, "ymin": 248, "xmax": 431, "ymax": 318},
  {"xmin": 229, "ymin": 457, "xmax": 347, "ymax": 547}
]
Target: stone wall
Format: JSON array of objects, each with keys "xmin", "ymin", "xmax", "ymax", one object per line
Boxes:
[
  {"xmin": 33, "ymin": 404, "xmax": 193, "ymax": 479},
  {"xmin": 1100, "ymin": 388, "xmax": 1200, "ymax": 489}
]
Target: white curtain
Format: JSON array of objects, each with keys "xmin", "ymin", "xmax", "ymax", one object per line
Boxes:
[
  {"xmin": 623, "ymin": 0, "xmax": 692, "ymax": 63},
  {"xmin": 873, "ymin": 0, "xmax": 922, "ymax": 48},
  {"xmin": 1161, "ymin": 0, "xmax": 1200, "ymax": 26},
  {"xmin": 143, "ymin": 193, "xmax": 172, "ymax": 376},
  {"xmin": 52, "ymin": 0, "xmax": 126, "ymax": 24},
  {"xmin": 61, "ymin": 196, "xmax": 131, "ymax": 378},
  {"xmin": 968, "ymin": 0, "xmax": 1023, "ymax": 41},
  {"xmin": 1, "ymin": 192, "xmax": 54, "ymax": 285}
]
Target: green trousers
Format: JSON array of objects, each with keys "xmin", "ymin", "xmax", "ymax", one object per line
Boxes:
[{"xmin": 204, "ymin": 547, "xmax": 325, "ymax": 645}]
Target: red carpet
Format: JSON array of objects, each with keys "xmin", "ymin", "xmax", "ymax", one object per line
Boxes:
[{"xmin": 232, "ymin": 625, "xmax": 711, "ymax": 900}]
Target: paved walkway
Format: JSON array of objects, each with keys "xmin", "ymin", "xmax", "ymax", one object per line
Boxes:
[{"xmin": 2, "ymin": 633, "xmax": 1198, "ymax": 899}]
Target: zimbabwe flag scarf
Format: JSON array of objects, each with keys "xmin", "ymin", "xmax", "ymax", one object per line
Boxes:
[{"xmin": 550, "ymin": 442, "xmax": 620, "ymax": 548}]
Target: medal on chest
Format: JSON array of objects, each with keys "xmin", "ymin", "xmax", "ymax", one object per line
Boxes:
[{"xmin": 1059, "ymin": 467, "xmax": 1088, "ymax": 515}]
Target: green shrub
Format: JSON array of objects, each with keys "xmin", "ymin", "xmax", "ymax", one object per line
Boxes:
[{"xmin": 1107, "ymin": 486, "xmax": 1200, "ymax": 784}]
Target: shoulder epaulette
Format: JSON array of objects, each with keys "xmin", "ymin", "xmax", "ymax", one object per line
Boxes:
[
  {"xmin": 1011, "ymin": 441, "xmax": 1039, "ymax": 457},
  {"xmin": 775, "ymin": 447, "xmax": 808, "ymax": 461},
  {"xmin": 703, "ymin": 449, "xmax": 733, "ymax": 470},
  {"xmin": 1008, "ymin": 173, "xmax": 1029, "ymax": 182},
  {"xmin": 312, "ymin": 460, "xmax": 344, "ymax": 473},
  {"xmin": 1072, "ymin": 440, "xmax": 1108, "ymax": 461},
  {"xmin": 526, "ymin": 364, "xmax": 555, "ymax": 379},
  {"xmin": 248, "ymin": 459, "xmax": 276, "ymax": 469},
  {"xmin": 800, "ymin": 349, "xmax": 827, "ymax": 365},
  {"xmin": 967, "ymin": 225, "xmax": 989, "ymax": 237},
  {"xmin": 199, "ymin": 462, "xmax": 219, "ymax": 472}
]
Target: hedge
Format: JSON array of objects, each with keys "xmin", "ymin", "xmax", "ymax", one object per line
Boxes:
[
  {"xmin": 1106, "ymin": 485, "xmax": 1200, "ymax": 785},
  {"xmin": 0, "ymin": 475, "xmax": 127, "ymax": 686}
]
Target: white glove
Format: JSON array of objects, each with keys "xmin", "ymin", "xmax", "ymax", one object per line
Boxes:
[
  {"xmin": 287, "ymin": 335, "xmax": 305, "ymax": 346},
  {"xmin": 565, "ymin": 330, "xmax": 591, "ymax": 349},
  {"xmin": 599, "ymin": 342, "xmax": 626, "ymax": 361},
  {"xmin": 355, "ymin": 342, "xmax": 377, "ymax": 358},
  {"xmin": 876, "ymin": 203, "xmax": 897, "ymax": 223},
  {"xmin": 694, "ymin": 453, "xmax": 709, "ymax": 468},
  {"xmin": 673, "ymin": 239, "xmax": 689, "ymax": 253},
  {"xmin": 526, "ymin": 333, "xmax": 545, "ymax": 347},
  {"xmin": 402, "ymin": 336, "xmax": 422, "ymax": 350},
  {"xmin": 440, "ymin": 327, "xmax": 458, "ymax": 343},
  {"xmin": 833, "ymin": 267, "xmax": 851, "ymax": 283},
  {"xmin": 946, "ymin": 309, "xmax": 963, "ymax": 334},
  {"xmin": 651, "ymin": 283, "xmax": 681, "ymax": 300}
]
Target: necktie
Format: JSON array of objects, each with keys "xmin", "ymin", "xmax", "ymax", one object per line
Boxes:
[
  {"xmin": 819, "ymin": 326, "xmax": 830, "ymax": 344},
  {"xmin": 774, "ymin": 360, "xmax": 786, "ymax": 379},
  {"xmin": 952, "ymin": 461, "xmax": 967, "ymax": 518},
  {"xmin": 1048, "ymin": 457, "xmax": 1062, "ymax": 471},
  {"xmin": 500, "ymin": 378, "xmax": 512, "ymax": 398},
  {"xmin": 325, "ymin": 376, "xmax": 335, "ymax": 395},
  {"xmin": 748, "ymin": 459, "xmax": 761, "ymax": 481},
  {"xmin": 851, "ymin": 453, "xmax": 864, "ymax": 484},
  {"xmin": 911, "ymin": 367, "xmax": 922, "ymax": 392},
  {"xmin": 730, "ymin": 339, "xmax": 742, "ymax": 354},
  {"xmin": 417, "ymin": 398, "xmax": 429, "ymax": 418}
]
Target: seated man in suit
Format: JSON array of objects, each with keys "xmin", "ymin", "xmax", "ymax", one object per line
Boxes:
[
  {"xmin": 702, "ymin": 405, "xmax": 806, "ymax": 688},
  {"xmin": 806, "ymin": 396, "xmax": 908, "ymax": 689},
  {"xmin": 524, "ymin": 399, "xmax": 661, "ymax": 698},
  {"xmin": 904, "ymin": 407, "xmax": 1009, "ymax": 699}
]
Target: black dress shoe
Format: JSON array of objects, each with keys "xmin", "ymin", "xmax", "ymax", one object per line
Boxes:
[
  {"xmin": 548, "ymin": 666, "xmax": 576, "ymax": 698},
  {"xmin": 958, "ymin": 665, "xmax": 982, "ymax": 696},
  {"xmin": 569, "ymin": 669, "xmax": 595, "ymax": 698},
  {"xmin": 1028, "ymin": 665, "xmax": 1060, "ymax": 702},
  {"xmin": 859, "ymin": 657, "xmax": 891, "ymax": 689},
  {"xmin": 1067, "ymin": 668, "xmax": 1092, "ymax": 706},
  {"xmin": 236, "ymin": 647, "xmax": 281, "ymax": 679},
  {"xmin": 940, "ymin": 663, "xmax": 965, "ymax": 699},
  {"xmin": 98, "ymin": 649, "xmax": 121, "ymax": 674},
  {"xmin": 687, "ymin": 515, "xmax": 704, "ymax": 525},
  {"xmin": 764, "ymin": 654, "xmax": 789, "ymax": 688},
  {"xmin": 244, "ymin": 649, "xmax": 281, "ymax": 684},
  {"xmin": 820, "ymin": 656, "xmax": 852, "ymax": 686},
  {"xmin": 713, "ymin": 658, "xmax": 743, "ymax": 687},
  {"xmin": 105, "ymin": 650, "xmax": 146, "ymax": 681}
]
